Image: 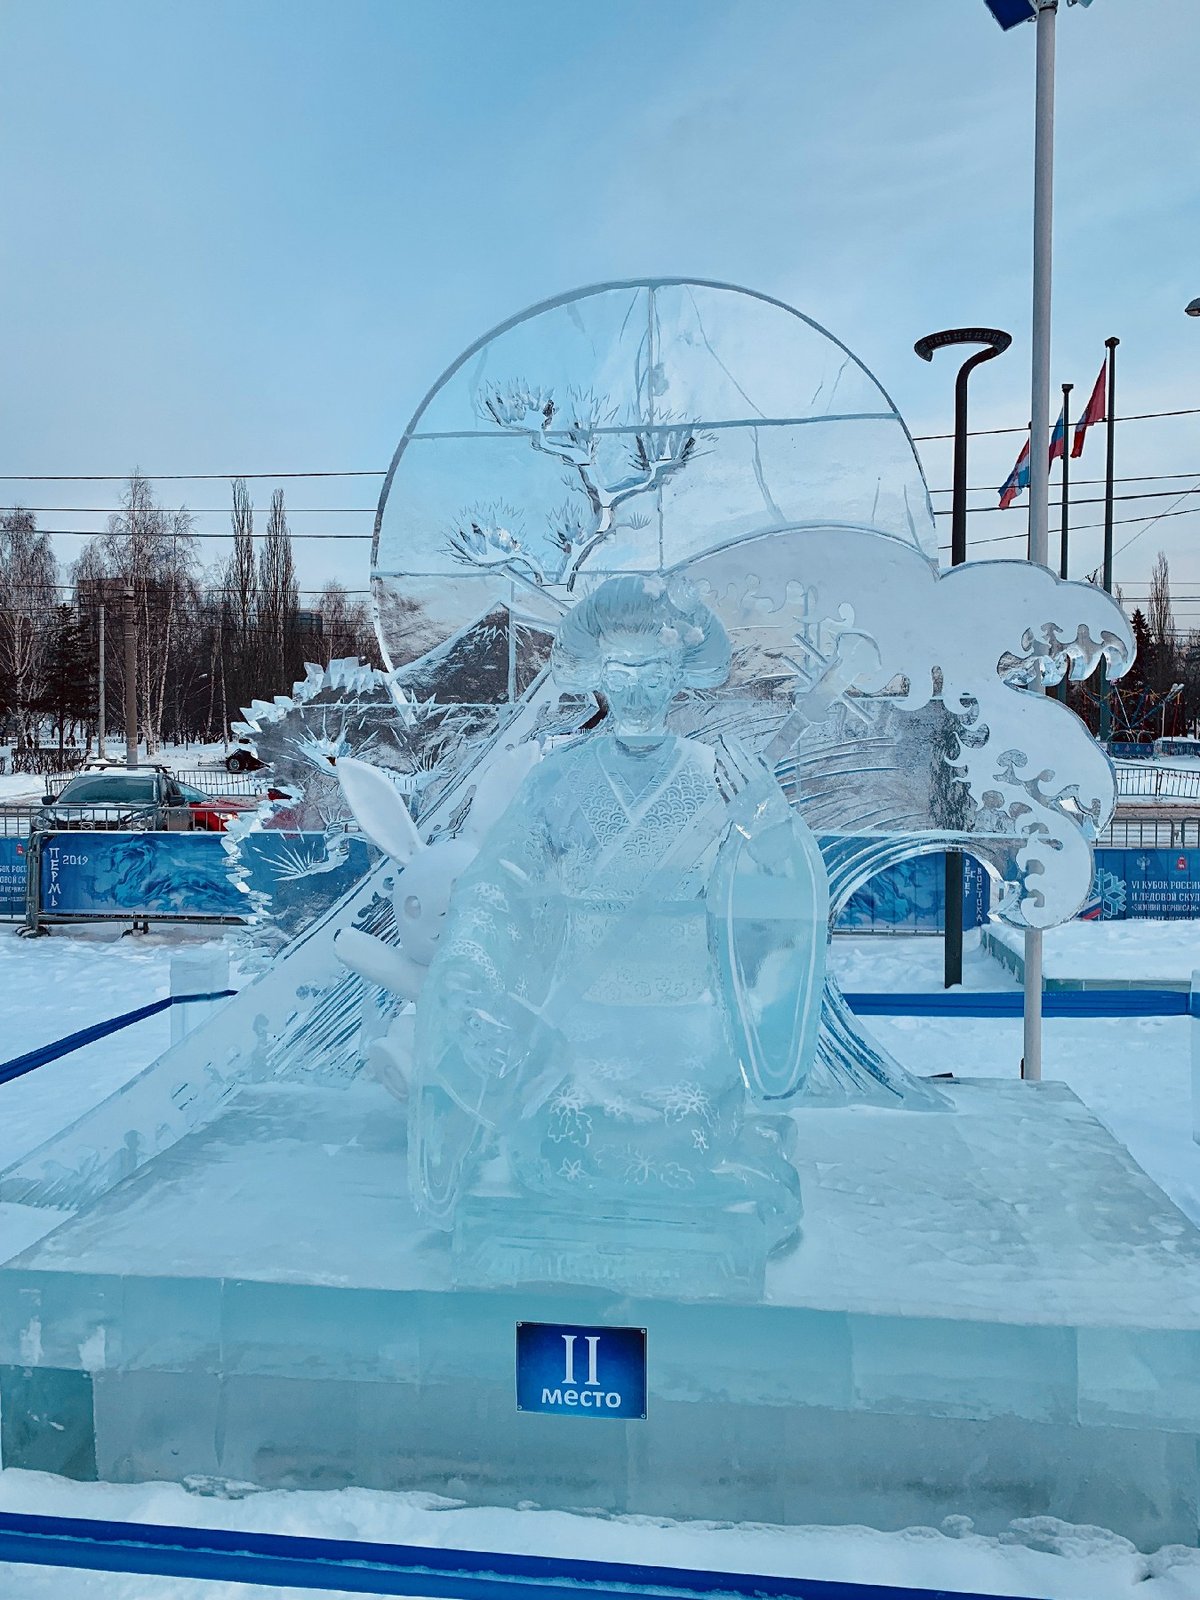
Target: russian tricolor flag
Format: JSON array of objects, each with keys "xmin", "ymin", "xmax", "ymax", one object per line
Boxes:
[
  {"xmin": 998, "ymin": 436, "xmax": 1031, "ymax": 510},
  {"xmin": 1049, "ymin": 404, "xmax": 1067, "ymax": 464}
]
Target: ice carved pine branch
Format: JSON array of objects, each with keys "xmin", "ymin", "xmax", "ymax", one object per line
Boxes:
[
  {"xmin": 450, "ymin": 382, "xmax": 703, "ymax": 589},
  {"xmin": 446, "ymin": 503, "xmax": 547, "ymax": 585}
]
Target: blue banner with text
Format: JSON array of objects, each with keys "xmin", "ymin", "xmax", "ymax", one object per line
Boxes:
[
  {"xmin": 1084, "ymin": 847, "xmax": 1200, "ymax": 921},
  {"xmin": 34, "ymin": 830, "xmax": 372, "ymax": 927},
  {"xmin": 0, "ymin": 837, "xmax": 27, "ymax": 918}
]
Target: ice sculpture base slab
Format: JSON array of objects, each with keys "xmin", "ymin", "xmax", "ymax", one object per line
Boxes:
[
  {"xmin": 454, "ymin": 1195, "xmax": 767, "ymax": 1298},
  {"xmin": 2, "ymin": 1078, "xmax": 1200, "ymax": 1550}
]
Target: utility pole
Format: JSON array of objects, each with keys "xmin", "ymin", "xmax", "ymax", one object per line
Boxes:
[
  {"xmin": 97, "ymin": 604, "xmax": 106, "ymax": 756},
  {"xmin": 1022, "ymin": 0, "xmax": 1057, "ymax": 1084},
  {"xmin": 123, "ymin": 583, "xmax": 138, "ymax": 770},
  {"xmin": 914, "ymin": 326, "xmax": 1011, "ymax": 989},
  {"xmin": 1097, "ymin": 337, "xmax": 1119, "ymax": 741}
]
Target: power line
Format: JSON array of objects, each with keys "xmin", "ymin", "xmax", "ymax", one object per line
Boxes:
[
  {"xmin": 0, "ymin": 404, "xmax": 1196, "ymax": 481},
  {"xmin": 0, "ymin": 584, "xmax": 374, "ymax": 596},
  {"xmin": 930, "ymin": 471, "xmax": 1200, "ymax": 493},
  {"xmin": 0, "ymin": 470, "xmax": 386, "ymax": 483},
  {"xmin": 0, "ymin": 506, "xmax": 377, "ymax": 515},
  {"xmin": 937, "ymin": 503, "xmax": 1200, "ymax": 552},
  {"xmin": 934, "ymin": 485, "xmax": 1200, "ymax": 517},
  {"xmin": 17, "ymin": 528, "xmax": 373, "ymax": 541},
  {"xmin": 911, "ymin": 405, "xmax": 1200, "ymax": 443},
  {"xmin": 7, "ymin": 470, "xmax": 1200, "ymax": 516},
  {"xmin": 1111, "ymin": 477, "xmax": 1200, "ymax": 564}
]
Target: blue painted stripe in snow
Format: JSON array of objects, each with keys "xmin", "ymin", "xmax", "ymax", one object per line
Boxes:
[
  {"xmin": 844, "ymin": 989, "xmax": 1196, "ymax": 1018},
  {"xmin": 0, "ymin": 990, "xmax": 237, "ymax": 1087},
  {"xmin": 0, "ymin": 1511, "xmax": 1044, "ymax": 1600}
]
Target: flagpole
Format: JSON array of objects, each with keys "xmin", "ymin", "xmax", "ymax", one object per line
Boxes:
[
  {"xmin": 1056, "ymin": 381, "xmax": 1072, "ymax": 702},
  {"xmin": 1098, "ymin": 336, "xmax": 1119, "ymax": 741},
  {"xmin": 1022, "ymin": 0, "xmax": 1057, "ymax": 1084}
]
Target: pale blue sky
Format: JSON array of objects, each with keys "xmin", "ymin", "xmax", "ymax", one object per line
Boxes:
[{"xmin": 1, "ymin": 0, "xmax": 1198, "ymax": 619}]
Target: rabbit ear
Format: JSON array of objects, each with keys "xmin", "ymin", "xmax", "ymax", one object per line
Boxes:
[
  {"xmin": 337, "ymin": 758, "xmax": 423, "ymax": 864},
  {"xmin": 462, "ymin": 741, "xmax": 541, "ymax": 844}
]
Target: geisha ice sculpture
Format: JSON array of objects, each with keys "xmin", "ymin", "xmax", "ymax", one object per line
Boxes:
[{"xmin": 409, "ymin": 575, "xmax": 828, "ymax": 1283}]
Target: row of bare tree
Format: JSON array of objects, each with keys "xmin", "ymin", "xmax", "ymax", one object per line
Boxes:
[{"xmin": 0, "ymin": 475, "xmax": 379, "ymax": 753}]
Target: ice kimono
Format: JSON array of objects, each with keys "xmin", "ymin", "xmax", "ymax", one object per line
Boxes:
[{"xmin": 410, "ymin": 729, "xmax": 829, "ymax": 1231}]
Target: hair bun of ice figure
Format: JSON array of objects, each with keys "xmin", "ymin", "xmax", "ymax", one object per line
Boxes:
[{"xmin": 551, "ymin": 573, "xmax": 731, "ymax": 693}]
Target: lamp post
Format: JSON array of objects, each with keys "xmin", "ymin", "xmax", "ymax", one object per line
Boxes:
[
  {"xmin": 1055, "ymin": 380, "xmax": 1073, "ymax": 703},
  {"xmin": 915, "ymin": 327, "xmax": 1011, "ymax": 988},
  {"xmin": 1097, "ymin": 336, "xmax": 1119, "ymax": 743}
]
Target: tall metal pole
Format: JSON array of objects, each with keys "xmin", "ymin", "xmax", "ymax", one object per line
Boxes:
[
  {"xmin": 1023, "ymin": 0, "xmax": 1057, "ymax": 1084},
  {"xmin": 1098, "ymin": 337, "xmax": 1119, "ymax": 741},
  {"xmin": 1058, "ymin": 383, "xmax": 1072, "ymax": 580},
  {"xmin": 1055, "ymin": 381, "xmax": 1072, "ymax": 703},
  {"xmin": 123, "ymin": 583, "xmax": 138, "ymax": 770},
  {"xmin": 97, "ymin": 604, "xmax": 106, "ymax": 756}
]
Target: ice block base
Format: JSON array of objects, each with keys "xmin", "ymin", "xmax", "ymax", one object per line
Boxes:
[
  {"xmin": 2, "ymin": 1078, "xmax": 1199, "ymax": 1550},
  {"xmin": 454, "ymin": 1195, "xmax": 767, "ymax": 1297}
]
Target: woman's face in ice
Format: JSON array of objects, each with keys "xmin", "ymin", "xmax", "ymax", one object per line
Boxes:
[{"xmin": 599, "ymin": 647, "xmax": 682, "ymax": 735}]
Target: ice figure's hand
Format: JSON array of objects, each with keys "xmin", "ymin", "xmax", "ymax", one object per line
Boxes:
[{"xmin": 714, "ymin": 736, "xmax": 793, "ymax": 862}]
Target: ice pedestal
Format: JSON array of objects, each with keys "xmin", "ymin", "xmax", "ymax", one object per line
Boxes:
[
  {"xmin": 1, "ymin": 1079, "xmax": 1199, "ymax": 1550},
  {"xmin": 454, "ymin": 1196, "xmax": 768, "ymax": 1298}
]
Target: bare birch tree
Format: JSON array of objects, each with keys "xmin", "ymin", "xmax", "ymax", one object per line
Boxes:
[{"xmin": 0, "ymin": 509, "xmax": 59, "ymax": 746}]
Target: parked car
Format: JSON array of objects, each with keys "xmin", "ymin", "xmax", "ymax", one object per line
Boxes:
[
  {"xmin": 225, "ymin": 738, "xmax": 263, "ymax": 774},
  {"xmin": 38, "ymin": 767, "xmax": 242, "ymax": 832}
]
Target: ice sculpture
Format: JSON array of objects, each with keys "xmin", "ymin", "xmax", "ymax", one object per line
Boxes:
[
  {"xmin": 407, "ymin": 575, "xmax": 828, "ymax": 1282},
  {"xmin": 367, "ymin": 280, "xmax": 1133, "ymax": 1116}
]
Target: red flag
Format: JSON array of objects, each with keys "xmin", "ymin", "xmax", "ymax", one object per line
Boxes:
[{"xmin": 1070, "ymin": 360, "xmax": 1106, "ymax": 459}]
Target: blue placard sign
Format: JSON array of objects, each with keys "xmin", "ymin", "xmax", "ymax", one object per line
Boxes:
[
  {"xmin": 983, "ymin": 0, "xmax": 1037, "ymax": 29},
  {"xmin": 516, "ymin": 1322, "xmax": 646, "ymax": 1419}
]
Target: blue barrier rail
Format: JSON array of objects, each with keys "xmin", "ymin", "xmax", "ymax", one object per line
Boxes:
[
  {"xmin": 1, "ymin": 985, "xmax": 1191, "ymax": 1094},
  {"xmin": 0, "ymin": 989, "xmax": 237, "ymax": 1087},
  {"xmin": 844, "ymin": 989, "xmax": 1197, "ymax": 1018},
  {"xmin": 0, "ymin": 1510, "xmax": 1043, "ymax": 1600}
]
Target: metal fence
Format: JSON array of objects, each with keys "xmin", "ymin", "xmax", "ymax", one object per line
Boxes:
[
  {"xmin": 0, "ymin": 807, "xmax": 38, "ymax": 838},
  {"xmin": 1115, "ymin": 764, "xmax": 1200, "ymax": 801},
  {"xmin": 43, "ymin": 767, "xmax": 270, "ymax": 799},
  {"xmin": 1099, "ymin": 816, "xmax": 1200, "ymax": 849},
  {"xmin": 176, "ymin": 767, "xmax": 269, "ymax": 797}
]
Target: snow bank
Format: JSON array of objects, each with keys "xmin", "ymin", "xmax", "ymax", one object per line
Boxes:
[{"xmin": 1, "ymin": 1470, "xmax": 1198, "ymax": 1600}]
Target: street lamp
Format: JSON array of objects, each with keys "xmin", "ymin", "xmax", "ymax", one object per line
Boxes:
[
  {"xmin": 1186, "ymin": 299, "xmax": 1200, "ymax": 318},
  {"xmin": 914, "ymin": 327, "xmax": 1011, "ymax": 989}
]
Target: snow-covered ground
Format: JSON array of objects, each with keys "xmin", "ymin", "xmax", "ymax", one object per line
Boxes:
[
  {"xmin": 1, "ymin": 1471, "xmax": 1199, "ymax": 1600},
  {"xmin": 0, "ymin": 924, "xmax": 1199, "ymax": 1598},
  {"xmin": 0, "ymin": 925, "xmax": 261, "ymax": 1172},
  {"xmin": 831, "ymin": 930, "xmax": 1200, "ymax": 1228},
  {"xmin": 986, "ymin": 918, "xmax": 1200, "ymax": 986}
]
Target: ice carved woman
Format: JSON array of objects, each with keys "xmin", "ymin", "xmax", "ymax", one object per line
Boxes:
[{"xmin": 411, "ymin": 575, "xmax": 829, "ymax": 1253}]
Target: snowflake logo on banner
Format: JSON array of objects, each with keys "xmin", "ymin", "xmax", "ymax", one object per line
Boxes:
[{"xmin": 1093, "ymin": 867, "xmax": 1127, "ymax": 920}]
